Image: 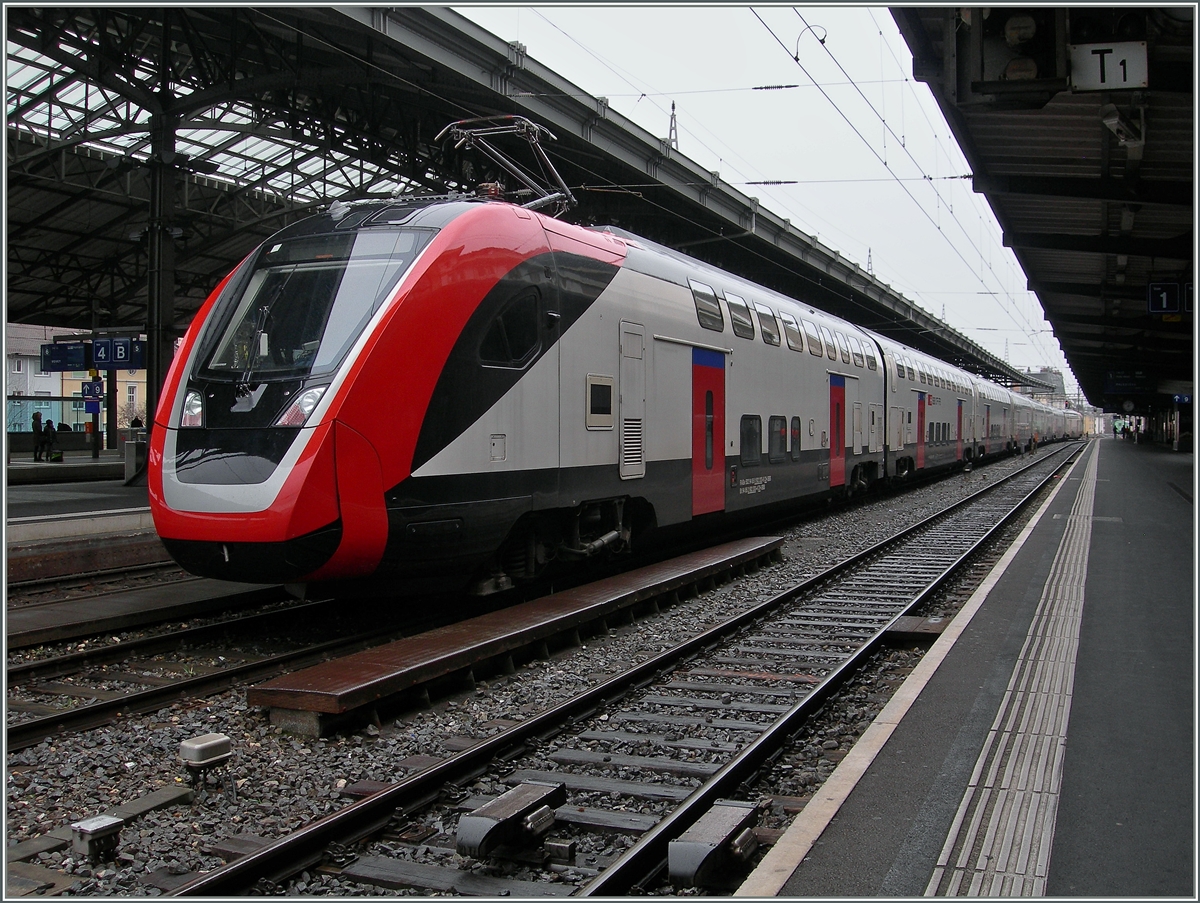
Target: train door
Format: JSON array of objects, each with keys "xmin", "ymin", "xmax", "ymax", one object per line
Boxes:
[
  {"xmin": 984, "ymin": 404, "xmax": 991, "ymax": 454},
  {"xmin": 868, "ymin": 403, "xmax": 882, "ymax": 454},
  {"xmin": 619, "ymin": 321, "xmax": 646, "ymax": 479},
  {"xmin": 852, "ymin": 404, "xmax": 863, "ymax": 455},
  {"xmin": 916, "ymin": 392, "xmax": 926, "ymax": 469},
  {"xmin": 829, "ymin": 374, "xmax": 846, "ymax": 487},
  {"xmin": 956, "ymin": 400, "xmax": 964, "ymax": 461},
  {"xmin": 691, "ymin": 348, "xmax": 725, "ymax": 515},
  {"xmin": 890, "ymin": 405, "xmax": 905, "ymax": 454}
]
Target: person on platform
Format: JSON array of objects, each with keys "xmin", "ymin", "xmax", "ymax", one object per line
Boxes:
[
  {"xmin": 40, "ymin": 420, "xmax": 57, "ymax": 461},
  {"xmin": 130, "ymin": 415, "xmax": 144, "ymax": 429},
  {"xmin": 31, "ymin": 410, "xmax": 42, "ymax": 460}
]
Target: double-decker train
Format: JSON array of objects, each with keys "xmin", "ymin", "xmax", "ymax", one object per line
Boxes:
[{"xmin": 148, "ymin": 196, "xmax": 1081, "ymax": 595}]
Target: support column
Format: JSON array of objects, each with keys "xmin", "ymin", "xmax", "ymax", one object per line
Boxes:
[{"xmin": 146, "ymin": 112, "xmax": 177, "ymax": 436}]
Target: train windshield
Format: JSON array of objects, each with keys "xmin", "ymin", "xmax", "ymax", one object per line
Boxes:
[{"xmin": 199, "ymin": 228, "xmax": 434, "ymax": 381}]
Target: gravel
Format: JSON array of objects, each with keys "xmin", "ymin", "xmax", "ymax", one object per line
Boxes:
[{"xmin": 5, "ymin": 454, "xmax": 1038, "ymax": 896}]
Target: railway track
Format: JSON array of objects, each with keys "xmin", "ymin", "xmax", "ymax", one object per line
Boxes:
[
  {"xmin": 6, "ymin": 561, "xmax": 192, "ymax": 607},
  {"xmin": 5, "ymin": 601, "xmax": 411, "ymax": 751},
  {"xmin": 170, "ymin": 442, "xmax": 1083, "ymax": 896}
]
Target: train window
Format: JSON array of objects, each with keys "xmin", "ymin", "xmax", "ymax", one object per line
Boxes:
[
  {"xmin": 834, "ymin": 332, "xmax": 851, "ymax": 364},
  {"xmin": 201, "ymin": 229, "xmax": 433, "ymax": 380},
  {"xmin": 863, "ymin": 341, "xmax": 878, "ymax": 371},
  {"xmin": 586, "ymin": 374, "xmax": 615, "ymax": 430},
  {"xmin": 725, "ymin": 293, "xmax": 755, "ymax": 339},
  {"xmin": 791, "ymin": 416, "xmax": 801, "ymax": 460},
  {"xmin": 740, "ymin": 415, "xmax": 762, "ymax": 466},
  {"xmin": 480, "ymin": 288, "xmax": 541, "ymax": 368},
  {"xmin": 755, "ymin": 303, "xmax": 781, "ymax": 346},
  {"xmin": 848, "ymin": 335, "xmax": 865, "ymax": 368},
  {"xmin": 895, "ymin": 356, "xmax": 904, "ymax": 381},
  {"xmin": 802, "ymin": 319, "xmax": 824, "ymax": 356},
  {"xmin": 779, "ymin": 311, "xmax": 804, "ymax": 352},
  {"xmin": 768, "ymin": 415, "xmax": 788, "ymax": 463},
  {"xmin": 690, "ymin": 281, "xmax": 725, "ymax": 332},
  {"xmin": 904, "ymin": 357, "xmax": 916, "ymax": 380},
  {"xmin": 919, "ymin": 367, "xmax": 927, "ymax": 385},
  {"xmin": 820, "ymin": 326, "xmax": 838, "ymax": 361}
]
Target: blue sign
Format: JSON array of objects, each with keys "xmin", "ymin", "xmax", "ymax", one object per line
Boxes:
[
  {"xmin": 1174, "ymin": 395, "xmax": 1192, "ymax": 405},
  {"xmin": 1148, "ymin": 283, "xmax": 1180, "ymax": 313},
  {"xmin": 85, "ymin": 401, "xmax": 101, "ymax": 414},
  {"xmin": 81, "ymin": 380, "xmax": 105, "ymax": 400},
  {"xmin": 92, "ymin": 338, "xmax": 113, "ymax": 366},
  {"xmin": 92, "ymin": 337, "xmax": 145, "ymax": 370},
  {"xmin": 40, "ymin": 342, "xmax": 89, "ymax": 372}
]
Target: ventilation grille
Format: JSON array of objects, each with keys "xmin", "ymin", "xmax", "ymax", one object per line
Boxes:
[{"xmin": 620, "ymin": 418, "xmax": 644, "ymax": 478}]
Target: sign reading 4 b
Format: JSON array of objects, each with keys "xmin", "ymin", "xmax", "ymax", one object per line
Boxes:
[{"xmin": 90, "ymin": 337, "xmax": 146, "ymax": 369}]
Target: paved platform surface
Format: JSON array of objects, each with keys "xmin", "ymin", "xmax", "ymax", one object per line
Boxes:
[
  {"xmin": 6, "ymin": 456, "xmax": 148, "ymax": 520},
  {"xmin": 739, "ymin": 437, "xmax": 1193, "ymax": 897}
]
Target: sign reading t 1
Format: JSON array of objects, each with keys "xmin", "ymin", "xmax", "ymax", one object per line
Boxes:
[{"xmin": 1069, "ymin": 42, "xmax": 1149, "ymax": 91}]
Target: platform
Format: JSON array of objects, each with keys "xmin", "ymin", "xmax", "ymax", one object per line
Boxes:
[
  {"xmin": 739, "ymin": 437, "xmax": 1194, "ymax": 897},
  {"xmin": 248, "ymin": 536, "xmax": 785, "ymax": 736},
  {"xmin": 7, "ymin": 448, "xmax": 128, "ymax": 485}
]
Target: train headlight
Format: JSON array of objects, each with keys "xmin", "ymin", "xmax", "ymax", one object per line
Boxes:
[
  {"xmin": 275, "ymin": 386, "xmax": 327, "ymax": 427},
  {"xmin": 181, "ymin": 390, "xmax": 204, "ymax": 428}
]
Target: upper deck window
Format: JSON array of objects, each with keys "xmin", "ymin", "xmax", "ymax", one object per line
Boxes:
[
  {"xmin": 848, "ymin": 335, "xmax": 865, "ymax": 368},
  {"xmin": 834, "ymin": 331, "xmax": 851, "ymax": 364},
  {"xmin": 802, "ymin": 319, "xmax": 823, "ymax": 356},
  {"xmin": 820, "ymin": 326, "xmax": 838, "ymax": 361},
  {"xmin": 862, "ymin": 339, "xmax": 878, "ymax": 370},
  {"xmin": 755, "ymin": 303, "xmax": 781, "ymax": 346},
  {"xmin": 725, "ymin": 293, "xmax": 755, "ymax": 339},
  {"xmin": 690, "ymin": 281, "xmax": 725, "ymax": 332},
  {"xmin": 778, "ymin": 311, "xmax": 804, "ymax": 352}
]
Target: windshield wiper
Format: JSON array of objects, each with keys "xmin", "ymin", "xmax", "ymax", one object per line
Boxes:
[{"xmin": 238, "ymin": 265, "xmax": 296, "ymax": 393}]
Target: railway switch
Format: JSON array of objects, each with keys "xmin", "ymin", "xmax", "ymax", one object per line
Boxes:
[
  {"xmin": 455, "ymin": 781, "xmax": 566, "ymax": 858},
  {"xmin": 70, "ymin": 814, "xmax": 124, "ymax": 861},
  {"xmin": 668, "ymin": 799, "xmax": 762, "ymax": 889}
]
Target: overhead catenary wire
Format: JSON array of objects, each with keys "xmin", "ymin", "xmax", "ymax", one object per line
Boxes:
[{"xmin": 787, "ymin": 8, "xmax": 1056, "ymax": 364}]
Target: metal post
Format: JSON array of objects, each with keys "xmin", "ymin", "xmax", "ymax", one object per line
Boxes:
[
  {"xmin": 106, "ymin": 368, "xmax": 118, "ymax": 452},
  {"xmin": 146, "ymin": 112, "xmax": 177, "ymax": 438}
]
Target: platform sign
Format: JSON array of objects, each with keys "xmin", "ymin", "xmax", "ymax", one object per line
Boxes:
[
  {"xmin": 91, "ymin": 337, "xmax": 113, "ymax": 367},
  {"xmin": 81, "ymin": 379, "xmax": 105, "ymax": 400},
  {"xmin": 1069, "ymin": 42, "xmax": 1148, "ymax": 92},
  {"xmin": 1186, "ymin": 284, "xmax": 1193, "ymax": 314},
  {"xmin": 40, "ymin": 342, "xmax": 89, "ymax": 372},
  {"xmin": 1148, "ymin": 283, "xmax": 1180, "ymax": 314}
]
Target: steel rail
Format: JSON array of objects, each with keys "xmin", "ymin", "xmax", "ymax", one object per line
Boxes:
[
  {"xmin": 7, "ymin": 625, "xmax": 397, "ymax": 751},
  {"xmin": 581, "ymin": 443, "xmax": 1084, "ymax": 894},
  {"xmin": 6, "ymin": 599, "xmax": 331, "ymax": 682},
  {"xmin": 171, "ymin": 442, "xmax": 1082, "ymax": 896}
]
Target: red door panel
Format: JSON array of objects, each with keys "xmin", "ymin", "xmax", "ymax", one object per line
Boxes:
[
  {"xmin": 830, "ymin": 375, "xmax": 845, "ymax": 487},
  {"xmin": 916, "ymin": 392, "xmax": 926, "ymax": 469},
  {"xmin": 956, "ymin": 400, "xmax": 963, "ymax": 461},
  {"xmin": 691, "ymin": 348, "xmax": 725, "ymax": 515}
]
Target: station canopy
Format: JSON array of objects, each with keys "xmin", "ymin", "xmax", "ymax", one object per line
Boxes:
[{"xmin": 9, "ymin": 7, "xmax": 1091, "ymax": 396}]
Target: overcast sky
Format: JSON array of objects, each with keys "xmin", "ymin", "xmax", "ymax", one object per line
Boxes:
[{"xmin": 455, "ymin": 6, "xmax": 1080, "ymax": 395}]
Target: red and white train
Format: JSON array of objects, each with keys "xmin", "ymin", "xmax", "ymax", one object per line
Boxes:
[{"xmin": 148, "ymin": 197, "xmax": 1081, "ymax": 595}]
